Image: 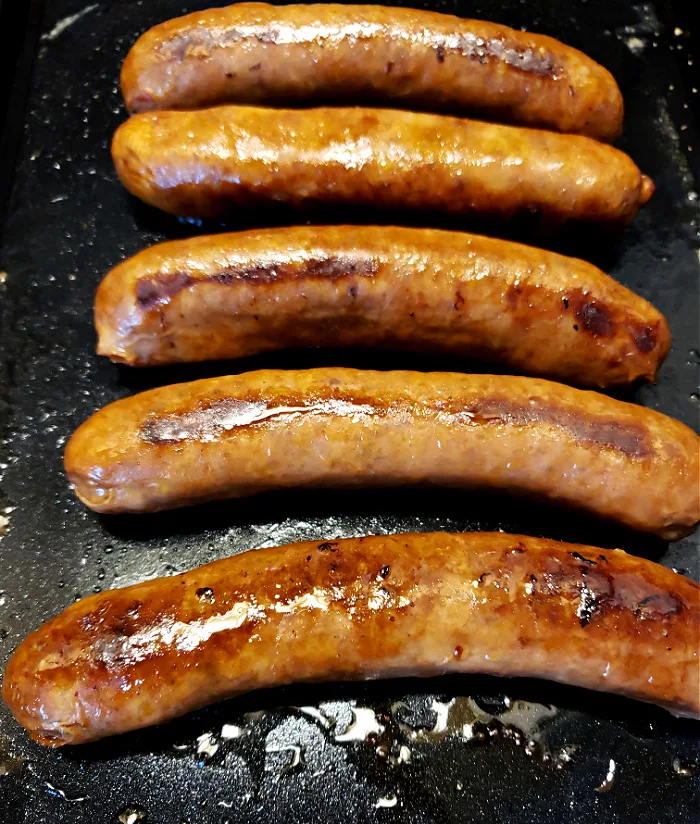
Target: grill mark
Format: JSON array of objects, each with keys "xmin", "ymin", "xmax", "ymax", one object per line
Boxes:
[
  {"xmin": 159, "ymin": 26, "xmax": 561, "ymax": 78},
  {"xmin": 135, "ymin": 257, "xmax": 378, "ymax": 308},
  {"xmin": 461, "ymin": 395, "xmax": 652, "ymax": 457},
  {"xmin": 510, "ymin": 284, "xmax": 663, "ymax": 356},
  {"xmin": 139, "ymin": 390, "xmax": 653, "ymax": 457}
]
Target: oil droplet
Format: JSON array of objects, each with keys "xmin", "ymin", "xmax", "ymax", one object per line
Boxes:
[
  {"xmin": 673, "ymin": 757, "xmax": 699, "ymax": 777},
  {"xmin": 375, "ymin": 795, "xmax": 398, "ymax": 808},
  {"xmin": 196, "ymin": 587, "xmax": 215, "ymax": 603},
  {"xmin": 116, "ymin": 808, "xmax": 147, "ymax": 824},
  {"xmin": 690, "ymin": 393, "xmax": 700, "ymax": 403}
]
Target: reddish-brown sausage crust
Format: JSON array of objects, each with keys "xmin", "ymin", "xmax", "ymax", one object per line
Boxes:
[
  {"xmin": 95, "ymin": 226, "xmax": 670, "ymax": 387},
  {"xmin": 121, "ymin": 3, "xmax": 624, "ymax": 141},
  {"xmin": 111, "ymin": 106, "xmax": 653, "ymax": 223},
  {"xmin": 63, "ymin": 369, "xmax": 700, "ymax": 538},
  {"xmin": 4, "ymin": 532, "xmax": 698, "ymax": 746}
]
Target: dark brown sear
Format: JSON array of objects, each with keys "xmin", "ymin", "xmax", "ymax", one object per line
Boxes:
[
  {"xmin": 111, "ymin": 106, "xmax": 653, "ymax": 223},
  {"xmin": 3, "ymin": 532, "xmax": 698, "ymax": 746},
  {"xmin": 121, "ymin": 3, "xmax": 624, "ymax": 141},
  {"xmin": 95, "ymin": 226, "xmax": 670, "ymax": 387},
  {"xmin": 63, "ymin": 369, "xmax": 700, "ymax": 538}
]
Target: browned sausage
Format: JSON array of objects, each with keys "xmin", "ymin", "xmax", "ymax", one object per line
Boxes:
[
  {"xmin": 121, "ymin": 3, "xmax": 624, "ymax": 142},
  {"xmin": 111, "ymin": 107, "xmax": 653, "ymax": 224},
  {"xmin": 95, "ymin": 226, "xmax": 669, "ymax": 387},
  {"xmin": 63, "ymin": 369, "xmax": 700, "ymax": 538},
  {"xmin": 4, "ymin": 532, "xmax": 698, "ymax": 746}
]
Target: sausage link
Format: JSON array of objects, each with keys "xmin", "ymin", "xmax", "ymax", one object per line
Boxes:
[
  {"xmin": 4, "ymin": 532, "xmax": 698, "ymax": 746},
  {"xmin": 95, "ymin": 226, "xmax": 670, "ymax": 387},
  {"xmin": 111, "ymin": 106, "xmax": 653, "ymax": 223},
  {"xmin": 63, "ymin": 369, "xmax": 700, "ymax": 538},
  {"xmin": 121, "ymin": 3, "xmax": 624, "ymax": 141}
]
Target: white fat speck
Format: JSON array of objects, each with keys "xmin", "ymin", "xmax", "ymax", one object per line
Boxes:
[
  {"xmin": 274, "ymin": 587, "xmax": 332, "ymax": 613},
  {"xmin": 430, "ymin": 699, "xmax": 455, "ymax": 733},
  {"xmin": 596, "ymin": 759, "xmax": 616, "ymax": 792},
  {"xmin": 265, "ymin": 744, "xmax": 302, "ymax": 769},
  {"xmin": 42, "ymin": 4, "xmax": 99, "ymax": 41},
  {"xmin": 45, "ymin": 782, "xmax": 87, "ymax": 802},
  {"xmin": 297, "ymin": 706, "xmax": 331, "ymax": 728},
  {"xmin": 624, "ymin": 36, "xmax": 646, "ymax": 54},
  {"xmin": 335, "ymin": 707, "xmax": 385, "ymax": 742},
  {"xmin": 196, "ymin": 732, "xmax": 219, "ymax": 758},
  {"xmin": 221, "ymin": 724, "xmax": 243, "ymax": 739},
  {"xmin": 397, "ymin": 745, "xmax": 412, "ymax": 763}
]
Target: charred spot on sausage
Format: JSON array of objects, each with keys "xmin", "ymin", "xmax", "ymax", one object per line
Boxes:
[{"xmin": 570, "ymin": 551, "xmax": 598, "ymax": 566}]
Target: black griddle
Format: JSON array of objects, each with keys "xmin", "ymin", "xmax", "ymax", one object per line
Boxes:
[{"xmin": 0, "ymin": 1, "xmax": 698, "ymax": 821}]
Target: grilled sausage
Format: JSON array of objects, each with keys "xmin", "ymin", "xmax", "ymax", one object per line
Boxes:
[
  {"xmin": 4, "ymin": 532, "xmax": 698, "ymax": 746},
  {"xmin": 95, "ymin": 225, "xmax": 669, "ymax": 387},
  {"xmin": 121, "ymin": 3, "xmax": 624, "ymax": 142},
  {"xmin": 63, "ymin": 369, "xmax": 700, "ymax": 538},
  {"xmin": 111, "ymin": 106, "xmax": 653, "ymax": 223}
]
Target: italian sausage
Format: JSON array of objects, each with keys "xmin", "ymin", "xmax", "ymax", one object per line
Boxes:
[
  {"xmin": 95, "ymin": 225, "xmax": 669, "ymax": 387},
  {"xmin": 111, "ymin": 106, "xmax": 653, "ymax": 223},
  {"xmin": 4, "ymin": 532, "xmax": 698, "ymax": 746},
  {"xmin": 63, "ymin": 369, "xmax": 700, "ymax": 538},
  {"xmin": 121, "ymin": 3, "xmax": 624, "ymax": 142}
]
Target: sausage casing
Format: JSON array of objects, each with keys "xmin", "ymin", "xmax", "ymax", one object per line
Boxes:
[
  {"xmin": 4, "ymin": 532, "xmax": 698, "ymax": 746},
  {"xmin": 63, "ymin": 369, "xmax": 700, "ymax": 538},
  {"xmin": 95, "ymin": 225, "xmax": 669, "ymax": 387},
  {"xmin": 111, "ymin": 106, "xmax": 653, "ymax": 223},
  {"xmin": 121, "ymin": 3, "xmax": 624, "ymax": 141}
]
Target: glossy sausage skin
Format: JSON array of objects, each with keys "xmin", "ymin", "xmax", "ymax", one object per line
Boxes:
[
  {"xmin": 4, "ymin": 532, "xmax": 698, "ymax": 746},
  {"xmin": 95, "ymin": 226, "xmax": 669, "ymax": 387},
  {"xmin": 111, "ymin": 106, "xmax": 653, "ymax": 224},
  {"xmin": 64, "ymin": 369, "xmax": 700, "ymax": 538},
  {"xmin": 121, "ymin": 3, "xmax": 624, "ymax": 142}
]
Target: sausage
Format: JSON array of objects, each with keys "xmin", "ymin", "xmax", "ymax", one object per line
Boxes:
[
  {"xmin": 111, "ymin": 106, "xmax": 653, "ymax": 224},
  {"xmin": 95, "ymin": 226, "xmax": 669, "ymax": 387},
  {"xmin": 4, "ymin": 531, "xmax": 698, "ymax": 746},
  {"xmin": 63, "ymin": 369, "xmax": 700, "ymax": 538},
  {"xmin": 121, "ymin": 3, "xmax": 624, "ymax": 142}
]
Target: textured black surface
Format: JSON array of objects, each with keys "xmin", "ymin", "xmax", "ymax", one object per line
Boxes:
[{"xmin": 0, "ymin": 1, "xmax": 699, "ymax": 822}]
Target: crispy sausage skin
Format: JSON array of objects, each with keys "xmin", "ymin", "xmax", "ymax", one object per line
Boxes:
[
  {"xmin": 95, "ymin": 226, "xmax": 669, "ymax": 387},
  {"xmin": 4, "ymin": 532, "xmax": 698, "ymax": 746},
  {"xmin": 64, "ymin": 369, "xmax": 700, "ymax": 538},
  {"xmin": 121, "ymin": 3, "xmax": 624, "ymax": 142},
  {"xmin": 111, "ymin": 107, "xmax": 653, "ymax": 224}
]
